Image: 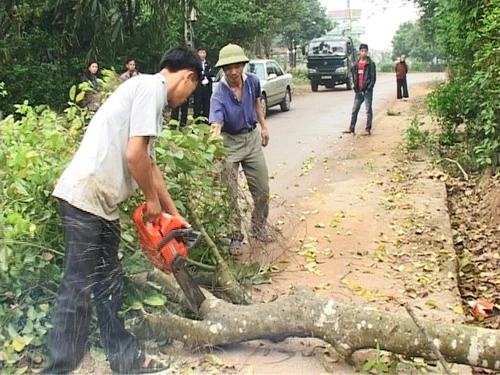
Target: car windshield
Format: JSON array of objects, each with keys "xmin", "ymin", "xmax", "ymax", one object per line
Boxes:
[
  {"xmin": 247, "ymin": 62, "xmax": 266, "ymax": 80},
  {"xmin": 309, "ymin": 41, "xmax": 346, "ymax": 56}
]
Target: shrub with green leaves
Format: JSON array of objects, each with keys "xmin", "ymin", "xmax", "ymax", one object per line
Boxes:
[
  {"xmin": 290, "ymin": 67, "xmax": 309, "ymax": 85},
  {"xmin": 404, "ymin": 115, "xmax": 432, "ymax": 151},
  {"xmin": 418, "ymin": 0, "xmax": 500, "ymax": 169},
  {"xmin": 1, "ymin": 100, "xmax": 83, "ymax": 372},
  {"xmin": 0, "ymin": 80, "xmax": 230, "ymax": 372}
]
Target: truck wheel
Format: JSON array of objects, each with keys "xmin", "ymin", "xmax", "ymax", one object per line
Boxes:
[{"xmin": 311, "ymin": 83, "xmax": 318, "ymax": 92}]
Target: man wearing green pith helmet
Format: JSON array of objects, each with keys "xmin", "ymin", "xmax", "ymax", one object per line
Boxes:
[{"xmin": 209, "ymin": 43, "xmax": 274, "ymax": 255}]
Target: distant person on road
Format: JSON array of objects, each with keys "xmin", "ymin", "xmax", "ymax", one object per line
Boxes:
[
  {"xmin": 193, "ymin": 46, "xmax": 213, "ymax": 119},
  {"xmin": 43, "ymin": 46, "xmax": 201, "ymax": 375},
  {"xmin": 343, "ymin": 43, "xmax": 376, "ymax": 136},
  {"xmin": 120, "ymin": 58, "xmax": 140, "ymax": 81},
  {"xmin": 209, "ymin": 43, "xmax": 272, "ymax": 254},
  {"xmin": 395, "ymin": 54, "xmax": 409, "ymax": 100}
]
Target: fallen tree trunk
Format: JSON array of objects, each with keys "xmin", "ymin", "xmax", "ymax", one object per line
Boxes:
[{"xmin": 131, "ymin": 286, "xmax": 500, "ymax": 371}]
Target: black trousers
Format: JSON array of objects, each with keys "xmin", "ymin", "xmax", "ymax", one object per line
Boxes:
[
  {"xmin": 171, "ymin": 101, "xmax": 189, "ymax": 126},
  {"xmin": 193, "ymin": 85, "xmax": 212, "ymax": 119},
  {"xmin": 43, "ymin": 201, "xmax": 142, "ymax": 374},
  {"xmin": 397, "ymin": 78, "xmax": 409, "ymax": 99}
]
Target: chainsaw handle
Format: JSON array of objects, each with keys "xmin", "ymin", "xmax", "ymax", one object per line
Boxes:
[
  {"xmin": 132, "ymin": 203, "xmax": 151, "ymax": 230},
  {"xmin": 157, "ymin": 228, "xmax": 201, "ymax": 250}
]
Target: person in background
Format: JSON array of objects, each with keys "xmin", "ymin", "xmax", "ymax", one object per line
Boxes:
[
  {"xmin": 193, "ymin": 46, "xmax": 213, "ymax": 119},
  {"xmin": 209, "ymin": 43, "xmax": 272, "ymax": 254},
  {"xmin": 171, "ymin": 101, "xmax": 189, "ymax": 127},
  {"xmin": 395, "ymin": 54, "xmax": 409, "ymax": 100},
  {"xmin": 82, "ymin": 60, "xmax": 101, "ymax": 110},
  {"xmin": 82, "ymin": 60, "xmax": 100, "ymax": 89},
  {"xmin": 120, "ymin": 58, "xmax": 140, "ymax": 81},
  {"xmin": 43, "ymin": 46, "xmax": 201, "ymax": 375},
  {"xmin": 342, "ymin": 43, "xmax": 376, "ymax": 136}
]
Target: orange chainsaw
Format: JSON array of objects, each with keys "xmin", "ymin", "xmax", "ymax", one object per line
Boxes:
[{"xmin": 133, "ymin": 203, "xmax": 206, "ymax": 314}]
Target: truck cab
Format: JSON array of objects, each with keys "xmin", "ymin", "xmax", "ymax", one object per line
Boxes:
[{"xmin": 306, "ymin": 36, "xmax": 356, "ymax": 92}]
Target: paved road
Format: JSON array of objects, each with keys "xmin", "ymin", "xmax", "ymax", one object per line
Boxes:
[{"xmin": 263, "ymin": 72, "xmax": 445, "ymax": 193}]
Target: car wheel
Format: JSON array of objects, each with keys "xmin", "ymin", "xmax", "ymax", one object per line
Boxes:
[
  {"xmin": 260, "ymin": 94, "xmax": 268, "ymax": 118},
  {"xmin": 311, "ymin": 83, "xmax": 318, "ymax": 92},
  {"xmin": 280, "ymin": 89, "xmax": 291, "ymax": 112}
]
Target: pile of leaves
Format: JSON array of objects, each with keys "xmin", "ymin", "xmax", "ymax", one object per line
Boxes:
[{"xmin": 447, "ymin": 172, "xmax": 500, "ymax": 375}]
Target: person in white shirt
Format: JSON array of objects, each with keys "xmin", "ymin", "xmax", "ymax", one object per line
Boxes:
[{"xmin": 43, "ymin": 46, "xmax": 202, "ymax": 375}]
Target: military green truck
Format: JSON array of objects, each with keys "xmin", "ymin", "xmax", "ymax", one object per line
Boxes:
[{"xmin": 306, "ymin": 36, "xmax": 357, "ymax": 92}]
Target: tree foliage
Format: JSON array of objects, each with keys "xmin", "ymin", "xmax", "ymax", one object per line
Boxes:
[
  {"xmin": 391, "ymin": 20, "xmax": 438, "ymax": 63},
  {"xmin": 0, "ymin": 0, "xmax": 329, "ymax": 114},
  {"xmin": 414, "ymin": 0, "xmax": 500, "ymax": 168}
]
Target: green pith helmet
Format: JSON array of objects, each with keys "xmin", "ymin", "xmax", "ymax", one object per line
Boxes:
[{"xmin": 215, "ymin": 44, "xmax": 250, "ymax": 68}]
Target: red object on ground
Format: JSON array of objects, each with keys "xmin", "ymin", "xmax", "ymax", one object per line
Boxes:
[{"xmin": 468, "ymin": 300, "xmax": 496, "ymax": 318}]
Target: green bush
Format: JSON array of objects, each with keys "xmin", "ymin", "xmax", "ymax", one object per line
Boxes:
[
  {"xmin": 420, "ymin": 0, "xmax": 500, "ymax": 169},
  {"xmin": 404, "ymin": 116, "xmax": 432, "ymax": 151},
  {"xmin": 290, "ymin": 67, "xmax": 309, "ymax": 85},
  {"xmin": 0, "ymin": 100, "xmax": 82, "ymax": 372},
  {"xmin": 379, "ymin": 63, "xmax": 394, "ymax": 73},
  {"xmin": 0, "ymin": 80, "xmax": 230, "ymax": 372}
]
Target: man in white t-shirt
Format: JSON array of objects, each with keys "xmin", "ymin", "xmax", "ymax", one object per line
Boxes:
[{"xmin": 43, "ymin": 47, "xmax": 202, "ymax": 375}]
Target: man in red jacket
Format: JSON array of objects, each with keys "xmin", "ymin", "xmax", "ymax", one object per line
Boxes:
[
  {"xmin": 395, "ymin": 55, "xmax": 409, "ymax": 100},
  {"xmin": 343, "ymin": 43, "xmax": 376, "ymax": 136}
]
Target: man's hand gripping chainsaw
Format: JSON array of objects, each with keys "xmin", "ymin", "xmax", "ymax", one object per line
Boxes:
[{"xmin": 133, "ymin": 203, "xmax": 206, "ymax": 314}]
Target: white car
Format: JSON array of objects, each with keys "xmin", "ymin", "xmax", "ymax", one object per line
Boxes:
[{"xmin": 213, "ymin": 59, "xmax": 294, "ymax": 117}]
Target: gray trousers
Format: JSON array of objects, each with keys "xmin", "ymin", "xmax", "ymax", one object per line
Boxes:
[{"xmin": 222, "ymin": 129, "xmax": 270, "ymax": 241}]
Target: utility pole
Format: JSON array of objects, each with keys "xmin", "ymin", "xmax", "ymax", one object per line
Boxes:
[
  {"xmin": 346, "ymin": 0, "xmax": 352, "ymax": 37},
  {"xmin": 183, "ymin": 0, "xmax": 195, "ymax": 47}
]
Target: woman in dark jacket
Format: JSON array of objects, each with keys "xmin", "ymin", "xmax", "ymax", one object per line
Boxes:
[
  {"xmin": 82, "ymin": 60, "xmax": 101, "ymax": 110},
  {"xmin": 82, "ymin": 60, "xmax": 100, "ymax": 89}
]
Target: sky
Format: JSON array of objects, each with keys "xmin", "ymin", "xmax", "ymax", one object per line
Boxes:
[{"xmin": 318, "ymin": 0, "xmax": 420, "ymax": 51}]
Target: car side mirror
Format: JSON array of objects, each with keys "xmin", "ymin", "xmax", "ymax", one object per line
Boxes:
[{"xmin": 268, "ymin": 73, "xmax": 277, "ymax": 80}]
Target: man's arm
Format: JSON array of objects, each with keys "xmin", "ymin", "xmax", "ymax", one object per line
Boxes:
[
  {"xmin": 151, "ymin": 163, "xmax": 179, "ymax": 216},
  {"xmin": 126, "ymin": 136, "xmax": 161, "ymax": 222},
  {"xmin": 208, "ymin": 91, "xmax": 224, "ymax": 140},
  {"xmin": 255, "ymin": 97, "xmax": 269, "ymax": 147}
]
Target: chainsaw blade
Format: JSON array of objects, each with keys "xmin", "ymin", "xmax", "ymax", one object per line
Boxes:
[{"xmin": 172, "ymin": 256, "xmax": 206, "ymax": 315}]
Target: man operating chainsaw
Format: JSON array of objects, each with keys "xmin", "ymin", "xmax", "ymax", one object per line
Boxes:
[{"xmin": 43, "ymin": 47, "xmax": 202, "ymax": 374}]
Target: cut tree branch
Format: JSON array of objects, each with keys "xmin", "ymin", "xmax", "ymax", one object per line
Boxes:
[
  {"xmin": 131, "ymin": 286, "xmax": 500, "ymax": 371},
  {"xmin": 404, "ymin": 302, "xmax": 452, "ymax": 375}
]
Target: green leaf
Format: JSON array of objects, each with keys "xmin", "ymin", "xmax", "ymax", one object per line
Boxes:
[
  {"xmin": 173, "ymin": 150, "xmax": 185, "ymax": 159},
  {"xmin": 15, "ymin": 366, "xmax": 28, "ymax": 374},
  {"xmin": 75, "ymin": 91, "xmax": 86, "ymax": 103},
  {"xmin": 69, "ymin": 86, "xmax": 76, "ymax": 101},
  {"xmin": 363, "ymin": 360, "xmax": 375, "ymax": 372},
  {"xmin": 129, "ymin": 301, "xmax": 143, "ymax": 310},
  {"xmin": 12, "ymin": 337, "xmax": 26, "ymax": 352},
  {"xmin": 122, "ymin": 232, "xmax": 135, "ymax": 243},
  {"xmin": 143, "ymin": 294, "xmax": 167, "ymax": 306}
]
